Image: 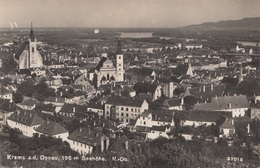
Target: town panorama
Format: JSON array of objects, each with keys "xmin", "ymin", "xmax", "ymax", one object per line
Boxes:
[{"xmin": 0, "ymin": 18, "xmax": 260, "ymax": 167}]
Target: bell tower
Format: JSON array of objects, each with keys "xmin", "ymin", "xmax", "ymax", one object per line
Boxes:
[{"xmin": 116, "ymin": 36, "xmax": 124, "ymax": 81}]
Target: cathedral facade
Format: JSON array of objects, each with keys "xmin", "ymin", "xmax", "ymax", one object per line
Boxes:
[{"xmin": 14, "ymin": 23, "xmax": 43, "ymax": 71}]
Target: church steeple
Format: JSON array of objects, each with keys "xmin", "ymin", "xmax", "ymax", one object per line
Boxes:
[
  {"xmin": 30, "ymin": 22, "xmax": 36, "ymax": 42},
  {"xmin": 116, "ymin": 35, "xmax": 122, "ymax": 54}
]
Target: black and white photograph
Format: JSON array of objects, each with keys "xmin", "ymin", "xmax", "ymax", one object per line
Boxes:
[{"xmin": 0, "ymin": 0, "xmax": 260, "ymax": 167}]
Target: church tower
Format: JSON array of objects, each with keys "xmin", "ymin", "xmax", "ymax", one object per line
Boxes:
[
  {"xmin": 116, "ymin": 37, "xmax": 124, "ymax": 81},
  {"xmin": 14, "ymin": 22, "xmax": 43, "ymax": 71}
]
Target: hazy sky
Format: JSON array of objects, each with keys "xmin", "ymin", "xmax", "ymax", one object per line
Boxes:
[{"xmin": 0, "ymin": 0, "xmax": 260, "ymax": 28}]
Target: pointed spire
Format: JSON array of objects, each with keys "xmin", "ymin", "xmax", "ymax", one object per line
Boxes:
[
  {"xmin": 116, "ymin": 35, "xmax": 122, "ymax": 54},
  {"xmin": 30, "ymin": 22, "xmax": 36, "ymax": 42}
]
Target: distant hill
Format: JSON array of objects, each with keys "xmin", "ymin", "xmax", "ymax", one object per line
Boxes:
[{"xmin": 180, "ymin": 17, "xmax": 260, "ymax": 31}]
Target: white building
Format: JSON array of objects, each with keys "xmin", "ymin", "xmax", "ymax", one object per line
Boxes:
[
  {"xmin": 67, "ymin": 127, "xmax": 109, "ymax": 155},
  {"xmin": 35, "ymin": 120, "xmax": 69, "ymax": 142},
  {"xmin": 104, "ymin": 96, "xmax": 149, "ymax": 123},
  {"xmin": 7, "ymin": 110, "xmax": 44, "ymax": 137}
]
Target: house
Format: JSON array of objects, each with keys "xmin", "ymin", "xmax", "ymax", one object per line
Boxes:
[
  {"xmin": 147, "ymin": 84, "xmax": 162, "ymax": 101},
  {"xmin": 135, "ymin": 109, "xmax": 175, "ymax": 128},
  {"xmin": 0, "ymin": 87, "xmax": 12, "ymax": 100},
  {"xmin": 104, "ymin": 96, "xmax": 149, "ymax": 123},
  {"xmin": 128, "ymin": 68, "xmax": 157, "ymax": 83},
  {"xmin": 7, "ymin": 110, "xmax": 45, "ymax": 137},
  {"xmin": 87, "ymin": 102, "xmax": 104, "ymax": 117},
  {"xmin": 58, "ymin": 103, "xmax": 88, "ymax": 117},
  {"xmin": 18, "ymin": 98, "xmax": 38, "ymax": 110},
  {"xmin": 67, "ymin": 127, "xmax": 109, "ymax": 155},
  {"xmin": 162, "ymin": 82, "xmax": 177, "ymax": 98},
  {"xmin": 183, "ymin": 110, "xmax": 232, "ymax": 127},
  {"xmin": 162, "ymin": 98, "xmax": 184, "ymax": 110},
  {"xmin": 0, "ymin": 99, "xmax": 16, "ymax": 126},
  {"xmin": 121, "ymin": 86, "xmax": 136, "ymax": 97},
  {"xmin": 35, "ymin": 120, "xmax": 69, "ymax": 141},
  {"xmin": 184, "ymin": 84, "xmax": 226, "ymax": 103},
  {"xmin": 36, "ymin": 103, "xmax": 56, "ymax": 116},
  {"xmin": 193, "ymin": 95, "xmax": 250, "ymax": 117},
  {"xmin": 219, "ymin": 120, "xmax": 235, "ymax": 138},
  {"xmin": 146, "ymin": 125, "xmax": 171, "ymax": 140}
]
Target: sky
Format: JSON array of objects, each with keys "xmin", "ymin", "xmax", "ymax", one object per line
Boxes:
[{"xmin": 0, "ymin": 0, "xmax": 260, "ymax": 28}]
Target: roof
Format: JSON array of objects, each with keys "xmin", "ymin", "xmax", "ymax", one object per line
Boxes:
[
  {"xmin": 109, "ymin": 135, "xmax": 130, "ymax": 154},
  {"xmin": 147, "ymin": 84, "xmax": 160, "ymax": 93},
  {"xmin": 187, "ymin": 84, "xmax": 226, "ymax": 102},
  {"xmin": 194, "ymin": 95, "xmax": 249, "ymax": 111},
  {"xmin": 163, "ymin": 98, "xmax": 182, "ymax": 107},
  {"xmin": 142, "ymin": 109, "xmax": 175, "ymax": 123},
  {"xmin": 0, "ymin": 99, "xmax": 16, "ymax": 112},
  {"xmin": 20, "ymin": 99, "xmax": 38, "ymax": 106},
  {"xmin": 68, "ymin": 127, "xmax": 107, "ymax": 146},
  {"xmin": 220, "ymin": 120, "xmax": 235, "ymax": 129},
  {"xmin": 35, "ymin": 103, "xmax": 56, "ymax": 112},
  {"xmin": 88, "ymin": 102, "xmax": 104, "ymax": 110},
  {"xmin": 8, "ymin": 110, "xmax": 44, "ymax": 126},
  {"xmin": 105, "ymin": 96, "xmax": 145, "ymax": 107},
  {"xmin": 151, "ymin": 125, "xmax": 169, "ymax": 132},
  {"xmin": 186, "ymin": 110, "xmax": 232, "ymax": 123},
  {"xmin": 173, "ymin": 64, "xmax": 188, "ymax": 76},
  {"xmin": 14, "ymin": 41, "xmax": 29, "ymax": 60},
  {"xmin": 0, "ymin": 87, "xmax": 12, "ymax": 95},
  {"xmin": 59, "ymin": 103, "xmax": 88, "ymax": 113},
  {"xmin": 36, "ymin": 121, "xmax": 68, "ymax": 136}
]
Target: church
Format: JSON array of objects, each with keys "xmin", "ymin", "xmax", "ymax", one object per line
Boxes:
[
  {"xmin": 14, "ymin": 23, "xmax": 43, "ymax": 72},
  {"xmin": 94, "ymin": 38, "xmax": 125, "ymax": 87}
]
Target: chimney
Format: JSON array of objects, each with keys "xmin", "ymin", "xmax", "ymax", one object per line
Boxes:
[
  {"xmin": 78, "ymin": 127, "xmax": 82, "ymax": 132},
  {"xmin": 231, "ymin": 118, "xmax": 234, "ymax": 125},
  {"xmin": 17, "ymin": 110, "xmax": 20, "ymax": 115},
  {"xmin": 95, "ymin": 132, "xmax": 98, "ymax": 137},
  {"xmin": 202, "ymin": 85, "xmax": 206, "ymax": 92},
  {"xmin": 125, "ymin": 140, "xmax": 129, "ymax": 150},
  {"xmin": 73, "ymin": 106, "xmax": 76, "ymax": 113},
  {"xmin": 93, "ymin": 120, "xmax": 96, "ymax": 126},
  {"xmin": 228, "ymin": 103, "xmax": 232, "ymax": 109},
  {"xmin": 46, "ymin": 120, "xmax": 49, "ymax": 125},
  {"xmin": 60, "ymin": 92, "xmax": 63, "ymax": 97},
  {"xmin": 181, "ymin": 98, "xmax": 184, "ymax": 105},
  {"xmin": 215, "ymin": 95, "xmax": 217, "ymax": 99},
  {"xmin": 211, "ymin": 84, "xmax": 213, "ymax": 91},
  {"xmin": 88, "ymin": 128, "xmax": 91, "ymax": 134},
  {"xmin": 247, "ymin": 123, "xmax": 250, "ymax": 133},
  {"xmin": 106, "ymin": 138, "xmax": 109, "ymax": 150},
  {"xmin": 101, "ymin": 137, "xmax": 104, "ymax": 152},
  {"xmin": 55, "ymin": 97, "xmax": 58, "ymax": 102},
  {"xmin": 103, "ymin": 122, "xmax": 105, "ymax": 127}
]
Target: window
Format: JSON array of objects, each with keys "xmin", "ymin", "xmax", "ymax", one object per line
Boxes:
[
  {"xmin": 119, "ymin": 56, "xmax": 121, "ymax": 59},
  {"xmin": 121, "ymin": 113, "xmax": 124, "ymax": 116},
  {"xmin": 144, "ymin": 121, "xmax": 146, "ymax": 125},
  {"xmin": 131, "ymin": 108, "xmax": 133, "ymax": 112},
  {"xmin": 119, "ymin": 64, "xmax": 121, "ymax": 66},
  {"xmin": 126, "ymin": 113, "xmax": 128, "ymax": 117},
  {"xmin": 126, "ymin": 108, "xmax": 128, "ymax": 111},
  {"xmin": 121, "ymin": 107, "xmax": 124, "ymax": 110},
  {"xmin": 32, "ymin": 47, "xmax": 34, "ymax": 52}
]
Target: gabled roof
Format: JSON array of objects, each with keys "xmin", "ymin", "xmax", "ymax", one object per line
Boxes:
[
  {"xmin": 8, "ymin": 110, "xmax": 44, "ymax": 126},
  {"xmin": 220, "ymin": 120, "xmax": 235, "ymax": 129},
  {"xmin": 68, "ymin": 127, "xmax": 107, "ymax": 146},
  {"xmin": 35, "ymin": 103, "xmax": 56, "ymax": 112},
  {"xmin": 36, "ymin": 121, "xmax": 68, "ymax": 136},
  {"xmin": 88, "ymin": 102, "xmax": 103, "ymax": 110},
  {"xmin": 109, "ymin": 135, "xmax": 130, "ymax": 154},
  {"xmin": 0, "ymin": 98, "xmax": 16, "ymax": 112},
  {"xmin": 151, "ymin": 125, "xmax": 169, "ymax": 132},
  {"xmin": 142, "ymin": 109, "xmax": 175, "ymax": 123}
]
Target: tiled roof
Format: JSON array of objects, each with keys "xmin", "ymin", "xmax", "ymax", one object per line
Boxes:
[
  {"xmin": 59, "ymin": 103, "xmax": 88, "ymax": 113},
  {"xmin": 20, "ymin": 99, "xmax": 38, "ymax": 106},
  {"xmin": 14, "ymin": 41, "xmax": 29, "ymax": 60},
  {"xmin": 0, "ymin": 99, "xmax": 16, "ymax": 112},
  {"xmin": 151, "ymin": 125, "xmax": 169, "ymax": 132},
  {"xmin": 105, "ymin": 96, "xmax": 145, "ymax": 107},
  {"xmin": 36, "ymin": 121, "xmax": 68, "ymax": 136},
  {"xmin": 163, "ymin": 98, "xmax": 182, "ymax": 107},
  {"xmin": 212, "ymin": 95, "xmax": 249, "ymax": 109},
  {"xmin": 188, "ymin": 84, "xmax": 226, "ymax": 102},
  {"xmin": 8, "ymin": 110, "xmax": 44, "ymax": 126},
  {"xmin": 88, "ymin": 102, "xmax": 104, "ymax": 110},
  {"xmin": 142, "ymin": 109, "xmax": 175, "ymax": 123},
  {"xmin": 35, "ymin": 103, "xmax": 56, "ymax": 112},
  {"xmin": 194, "ymin": 95, "xmax": 249, "ymax": 111},
  {"xmin": 186, "ymin": 110, "xmax": 232, "ymax": 123},
  {"xmin": 173, "ymin": 64, "xmax": 188, "ymax": 76},
  {"xmin": 109, "ymin": 135, "xmax": 130, "ymax": 154},
  {"xmin": 0, "ymin": 87, "xmax": 12, "ymax": 95},
  {"xmin": 220, "ymin": 120, "xmax": 235, "ymax": 129},
  {"xmin": 147, "ymin": 84, "xmax": 159, "ymax": 93},
  {"xmin": 68, "ymin": 127, "xmax": 106, "ymax": 146}
]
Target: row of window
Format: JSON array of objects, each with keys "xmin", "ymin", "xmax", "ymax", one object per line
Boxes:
[{"xmin": 72, "ymin": 141, "xmax": 91, "ymax": 149}]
